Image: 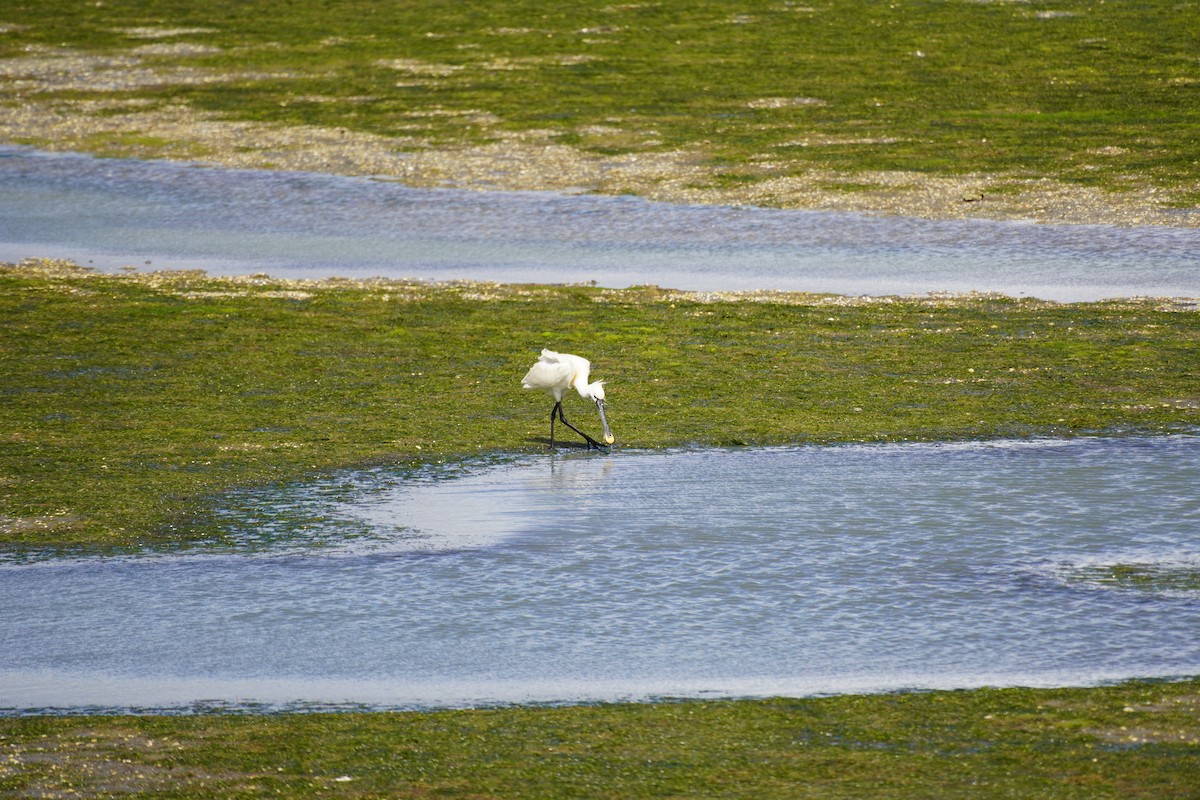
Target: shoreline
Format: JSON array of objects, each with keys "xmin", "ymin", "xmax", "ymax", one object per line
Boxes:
[
  {"xmin": 4, "ymin": 110, "xmax": 1199, "ymax": 230},
  {"xmin": 3, "ymin": 677, "xmax": 1199, "ymax": 797},
  {"xmin": 8, "ymin": 257, "xmax": 1200, "ymax": 311},
  {"xmin": 6, "ymin": 669, "xmax": 1200, "ymax": 718}
]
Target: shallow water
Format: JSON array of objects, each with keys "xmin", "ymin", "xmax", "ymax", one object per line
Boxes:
[
  {"xmin": 2, "ymin": 145, "xmax": 1198, "ymax": 301},
  {"xmin": 2, "ymin": 436, "xmax": 1198, "ymax": 713}
]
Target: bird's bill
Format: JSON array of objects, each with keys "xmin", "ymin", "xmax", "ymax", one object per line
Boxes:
[{"xmin": 595, "ymin": 398, "xmax": 615, "ymax": 445}]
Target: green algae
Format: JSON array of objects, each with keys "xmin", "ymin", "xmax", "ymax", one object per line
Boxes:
[
  {"xmin": 2, "ymin": 0, "xmax": 1199, "ymax": 207},
  {"xmin": 3, "ymin": 679, "xmax": 1199, "ymax": 798},
  {"xmin": 2, "ymin": 260, "xmax": 1197, "ymax": 553}
]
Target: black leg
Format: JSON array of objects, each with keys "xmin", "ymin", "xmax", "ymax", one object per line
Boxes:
[
  {"xmin": 548, "ymin": 401, "xmax": 560, "ymax": 449},
  {"xmin": 556, "ymin": 403, "xmax": 606, "ymax": 449}
]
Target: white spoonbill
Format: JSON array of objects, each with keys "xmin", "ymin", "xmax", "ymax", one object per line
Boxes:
[{"xmin": 521, "ymin": 349, "xmax": 614, "ymax": 449}]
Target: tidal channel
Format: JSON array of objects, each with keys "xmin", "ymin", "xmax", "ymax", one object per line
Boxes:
[
  {"xmin": 2, "ymin": 436, "xmax": 1198, "ymax": 713},
  {"xmin": 2, "ymin": 145, "xmax": 1198, "ymax": 301}
]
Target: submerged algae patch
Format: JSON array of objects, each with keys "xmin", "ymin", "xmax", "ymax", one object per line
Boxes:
[{"xmin": 1066, "ymin": 561, "xmax": 1200, "ymax": 596}]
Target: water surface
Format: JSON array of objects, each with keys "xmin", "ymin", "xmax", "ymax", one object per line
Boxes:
[
  {"xmin": 2, "ymin": 145, "xmax": 1197, "ymax": 300},
  {"xmin": 2, "ymin": 436, "xmax": 1198, "ymax": 713}
]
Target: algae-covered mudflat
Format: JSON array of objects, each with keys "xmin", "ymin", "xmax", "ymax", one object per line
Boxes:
[
  {"xmin": 2, "ymin": 0, "xmax": 1199, "ymax": 225},
  {"xmin": 3, "ymin": 680, "xmax": 1200, "ymax": 798},
  {"xmin": 2, "ymin": 258, "xmax": 1197, "ymax": 552}
]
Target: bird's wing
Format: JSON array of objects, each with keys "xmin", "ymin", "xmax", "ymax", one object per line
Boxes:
[
  {"xmin": 522, "ymin": 358, "xmax": 573, "ymax": 392},
  {"xmin": 553, "ymin": 351, "xmax": 591, "ymax": 379}
]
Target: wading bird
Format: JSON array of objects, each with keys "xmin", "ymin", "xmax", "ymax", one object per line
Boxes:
[{"xmin": 521, "ymin": 349, "xmax": 614, "ymax": 449}]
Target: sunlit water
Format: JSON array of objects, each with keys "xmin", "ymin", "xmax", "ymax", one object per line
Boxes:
[
  {"xmin": 2, "ymin": 436, "xmax": 1198, "ymax": 713},
  {"xmin": 2, "ymin": 145, "xmax": 1198, "ymax": 300}
]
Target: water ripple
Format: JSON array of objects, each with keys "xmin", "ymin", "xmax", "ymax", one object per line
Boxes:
[
  {"xmin": 1, "ymin": 435, "xmax": 1198, "ymax": 712},
  {"xmin": 3, "ymin": 145, "xmax": 1198, "ymax": 300}
]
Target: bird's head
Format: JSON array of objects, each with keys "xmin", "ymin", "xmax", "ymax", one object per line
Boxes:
[{"xmin": 587, "ymin": 381, "xmax": 615, "ymax": 445}]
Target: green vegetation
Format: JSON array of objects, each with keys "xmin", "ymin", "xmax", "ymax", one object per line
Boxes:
[
  {"xmin": 2, "ymin": 0, "xmax": 1199, "ymax": 208},
  {"xmin": 1073, "ymin": 563, "xmax": 1200, "ymax": 594},
  {"xmin": 3, "ymin": 679, "xmax": 1200, "ymax": 798},
  {"xmin": 2, "ymin": 260, "xmax": 1197, "ymax": 553}
]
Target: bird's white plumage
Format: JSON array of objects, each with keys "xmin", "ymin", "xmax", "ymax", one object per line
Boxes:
[{"xmin": 522, "ymin": 349, "xmax": 593, "ymax": 401}]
